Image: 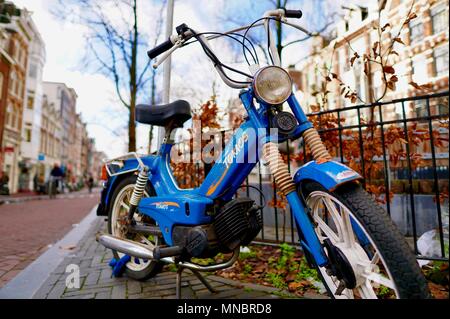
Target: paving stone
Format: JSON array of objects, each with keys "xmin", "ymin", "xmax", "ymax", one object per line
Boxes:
[
  {"xmin": 83, "ymin": 270, "xmax": 100, "ymax": 286},
  {"xmin": 111, "ymin": 285, "xmax": 126, "ymax": 299},
  {"xmin": 127, "ymin": 280, "xmax": 142, "ymax": 295},
  {"xmin": 46, "ymin": 282, "xmax": 67, "ymax": 299},
  {"xmin": 63, "ymin": 286, "xmax": 111, "ymax": 298},
  {"xmin": 62, "ymin": 293, "xmax": 95, "ymax": 299},
  {"xmin": 95, "ymin": 290, "xmax": 112, "ymax": 299}
]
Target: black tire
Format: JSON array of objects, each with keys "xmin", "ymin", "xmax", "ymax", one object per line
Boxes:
[
  {"xmin": 107, "ymin": 174, "xmax": 163, "ymax": 281},
  {"xmin": 299, "ymin": 181, "xmax": 430, "ymax": 299}
]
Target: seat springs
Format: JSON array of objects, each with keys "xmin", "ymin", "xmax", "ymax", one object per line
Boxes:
[
  {"xmin": 262, "ymin": 142, "xmax": 296, "ymax": 196},
  {"xmin": 130, "ymin": 167, "xmax": 149, "ymax": 206},
  {"xmin": 302, "ymin": 128, "xmax": 332, "ymax": 161}
]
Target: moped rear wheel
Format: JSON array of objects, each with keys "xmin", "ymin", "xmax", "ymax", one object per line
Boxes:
[
  {"xmin": 300, "ymin": 181, "xmax": 430, "ymax": 299},
  {"xmin": 108, "ymin": 175, "xmax": 163, "ymax": 280}
]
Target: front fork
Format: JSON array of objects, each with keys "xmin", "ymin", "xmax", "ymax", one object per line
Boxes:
[{"xmin": 262, "ymin": 141, "xmax": 329, "ymax": 267}]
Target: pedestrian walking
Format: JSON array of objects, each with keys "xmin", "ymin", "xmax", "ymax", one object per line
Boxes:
[{"xmin": 49, "ymin": 164, "xmax": 63, "ymax": 199}]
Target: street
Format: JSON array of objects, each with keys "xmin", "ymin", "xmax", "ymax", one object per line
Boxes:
[{"xmin": 0, "ymin": 189, "xmax": 100, "ymax": 288}]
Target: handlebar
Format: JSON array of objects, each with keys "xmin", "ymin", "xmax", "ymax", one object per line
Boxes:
[
  {"xmin": 282, "ymin": 8, "xmax": 303, "ymax": 19},
  {"xmin": 149, "ymin": 8, "xmax": 310, "ymax": 88},
  {"xmin": 147, "ymin": 38, "xmax": 175, "ymax": 59}
]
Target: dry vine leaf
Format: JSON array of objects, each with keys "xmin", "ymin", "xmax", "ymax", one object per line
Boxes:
[
  {"xmin": 393, "ymin": 37, "xmax": 405, "ymax": 45},
  {"xmin": 387, "ymin": 81, "xmax": 395, "ymax": 90},
  {"xmin": 404, "ymin": 12, "xmax": 418, "ymax": 25},
  {"xmin": 409, "ymin": 81, "xmax": 433, "ymax": 91},
  {"xmin": 390, "ymin": 75, "xmax": 399, "ymax": 82},
  {"xmin": 383, "ymin": 65, "xmax": 396, "ymax": 74},
  {"xmin": 381, "ymin": 23, "xmax": 391, "ymax": 31}
]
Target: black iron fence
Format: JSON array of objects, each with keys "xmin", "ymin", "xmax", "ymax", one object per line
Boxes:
[{"xmin": 176, "ymin": 92, "xmax": 449, "ymax": 261}]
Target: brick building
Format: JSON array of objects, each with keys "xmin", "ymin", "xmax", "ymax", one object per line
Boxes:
[
  {"xmin": 288, "ymin": 0, "xmax": 448, "ymax": 182},
  {"xmin": 291, "ymin": 0, "xmax": 448, "ymax": 117},
  {"xmin": 0, "ymin": 8, "xmax": 32, "ymax": 193},
  {"xmin": 0, "ymin": 27, "xmax": 13, "ymax": 171}
]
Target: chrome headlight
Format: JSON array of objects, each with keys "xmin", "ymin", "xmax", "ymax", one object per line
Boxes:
[{"xmin": 252, "ymin": 66, "xmax": 292, "ymax": 105}]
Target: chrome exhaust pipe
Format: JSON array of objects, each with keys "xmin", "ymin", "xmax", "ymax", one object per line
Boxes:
[{"xmin": 96, "ymin": 233, "xmax": 154, "ymax": 259}]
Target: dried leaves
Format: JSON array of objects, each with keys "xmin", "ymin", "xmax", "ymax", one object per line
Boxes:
[{"xmin": 409, "ymin": 82, "xmax": 433, "ymax": 91}]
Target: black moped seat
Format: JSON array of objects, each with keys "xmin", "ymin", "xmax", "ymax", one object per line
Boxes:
[{"xmin": 135, "ymin": 100, "xmax": 191, "ymax": 127}]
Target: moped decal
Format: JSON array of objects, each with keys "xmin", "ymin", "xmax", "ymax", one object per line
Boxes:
[
  {"xmin": 151, "ymin": 201, "xmax": 180, "ymax": 209},
  {"xmin": 206, "ymin": 166, "xmax": 230, "ymax": 196},
  {"xmin": 206, "ymin": 132, "xmax": 249, "ymax": 196},
  {"xmin": 336, "ymin": 170, "xmax": 359, "ymax": 180}
]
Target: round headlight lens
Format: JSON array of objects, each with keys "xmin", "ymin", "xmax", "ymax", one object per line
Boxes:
[{"xmin": 252, "ymin": 66, "xmax": 292, "ymax": 104}]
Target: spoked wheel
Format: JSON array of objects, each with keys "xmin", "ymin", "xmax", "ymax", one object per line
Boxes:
[
  {"xmin": 107, "ymin": 175, "xmax": 163, "ymax": 280},
  {"xmin": 301, "ymin": 181, "xmax": 430, "ymax": 299}
]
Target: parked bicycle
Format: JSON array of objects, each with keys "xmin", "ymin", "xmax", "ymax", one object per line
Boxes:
[{"xmin": 96, "ymin": 8, "xmax": 429, "ymax": 299}]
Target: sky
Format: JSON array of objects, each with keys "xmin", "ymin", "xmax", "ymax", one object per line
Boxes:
[{"xmin": 13, "ymin": 0, "xmax": 366, "ymax": 158}]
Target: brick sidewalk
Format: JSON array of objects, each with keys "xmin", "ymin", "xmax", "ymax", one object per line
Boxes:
[
  {"xmin": 0, "ymin": 192, "xmax": 99, "ymax": 288},
  {"xmin": 32, "ymin": 217, "xmax": 314, "ymax": 299}
]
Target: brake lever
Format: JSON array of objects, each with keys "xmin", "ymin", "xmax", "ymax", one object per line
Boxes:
[
  {"xmin": 152, "ymin": 41, "xmax": 183, "ymax": 69},
  {"xmin": 282, "ymin": 19, "xmax": 315, "ymax": 37}
]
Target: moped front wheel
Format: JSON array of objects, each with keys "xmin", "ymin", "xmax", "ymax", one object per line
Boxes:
[
  {"xmin": 108, "ymin": 175, "xmax": 163, "ymax": 280},
  {"xmin": 300, "ymin": 181, "xmax": 430, "ymax": 299}
]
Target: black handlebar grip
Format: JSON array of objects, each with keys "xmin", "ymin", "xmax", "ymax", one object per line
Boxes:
[
  {"xmin": 153, "ymin": 246, "xmax": 184, "ymax": 260},
  {"xmin": 147, "ymin": 38, "xmax": 174, "ymax": 59},
  {"xmin": 283, "ymin": 8, "xmax": 303, "ymax": 19}
]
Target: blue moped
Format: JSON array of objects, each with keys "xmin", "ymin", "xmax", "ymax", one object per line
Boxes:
[{"xmin": 96, "ymin": 8, "xmax": 429, "ymax": 299}]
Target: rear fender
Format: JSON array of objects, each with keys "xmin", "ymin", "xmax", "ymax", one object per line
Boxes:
[{"xmin": 99, "ymin": 156, "xmax": 157, "ymax": 216}]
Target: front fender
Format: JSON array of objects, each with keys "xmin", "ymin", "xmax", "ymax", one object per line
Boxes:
[{"xmin": 294, "ymin": 160, "xmax": 362, "ymax": 191}]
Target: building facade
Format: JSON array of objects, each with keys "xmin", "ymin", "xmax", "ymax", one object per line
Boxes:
[
  {"xmin": 37, "ymin": 93, "xmax": 62, "ymax": 184},
  {"xmin": 0, "ymin": 8, "xmax": 32, "ymax": 193},
  {"xmin": 73, "ymin": 113, "xmax": 90, "ymax": 184},
  {"xmin": 290, "ymin": 0, "xmax": 448, "ymax": 174},
  {"xmin": 42, "ymin": 82, "xmax": 77, "ymax": 181},
  {"xmin": 293, "ymin": 0, "xmax": 449, "ymax": 118},
  {"xmin": 0, "ymin": 27, "xmax": 13, "ymax": 171},
  {"xmin": 19, "ymin": 17, "xmax": 46, "ymax": 191}
]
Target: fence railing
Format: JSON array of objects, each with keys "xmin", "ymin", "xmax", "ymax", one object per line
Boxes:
[{"xmin": 176, "ymin": 92, "xmax": 449, "ymax": 261}]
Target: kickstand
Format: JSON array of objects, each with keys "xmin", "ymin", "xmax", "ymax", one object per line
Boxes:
[{"xmin": 175, "ymin": 266, "xmax": 216, "ymax": 299}]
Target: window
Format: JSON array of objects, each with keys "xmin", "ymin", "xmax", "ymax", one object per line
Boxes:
[
  {"xmin": 434, "ymin": 45, "xmax": 449, "ymax": 77},
  {"xmin": 412, "ymin": 57, "xmax": 428, "ymax": 82},
  {"xmin": 415, "ymin": 99, "xmax": 427, "ymax": 117},
  {"xmin": 27, "ymin": 94, "xmax": 34, "ymax": 109},
  {"xmin": 409, "ymin": 18, "xmax": 424, "ymax": 42},
  {"xmin": 9, "ymin": 71, "xmax": 16, "ymax": 94},
  {"xmin": 431, "ymin": 3, "xmax": 449, "ymax": 34},
  {"xmin": 25, "ymin": 128, "xmax": 32, "ymax": 142},
  {"xmin": 28, "ymin": 63, "xmax": 38, "ymax": 79}
]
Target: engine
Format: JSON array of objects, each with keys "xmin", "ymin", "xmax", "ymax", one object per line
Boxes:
[
  {"xmin": 213, "ymin": 197, "xmax": 263, "ymax": 251},
  {"xmin": 171, "ymin": 197, "xmax": 263, "ymax": 259}
]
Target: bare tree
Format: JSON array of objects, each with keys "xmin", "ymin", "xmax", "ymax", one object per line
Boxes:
[
  {"xmin": 218, "ymin": 0, "xmax": 338, "ymax": 66},
  {"xmin": 53, "ymin": 0, "xmax": 165, "ymax": 152}
]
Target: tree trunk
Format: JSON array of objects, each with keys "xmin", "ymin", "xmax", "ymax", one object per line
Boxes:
[{"xmin": 128, "ymin": 0, "xmax": 139, "ymax": 152}]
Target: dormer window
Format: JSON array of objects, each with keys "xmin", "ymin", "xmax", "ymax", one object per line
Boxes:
[{"xmin": 361, "ymin": 7, "xmax": 368, "ymax": 21}]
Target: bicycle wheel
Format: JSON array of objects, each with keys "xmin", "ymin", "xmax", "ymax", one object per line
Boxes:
[
  {"xmin": 299, "ymin": 181, "xmax": 430, "ymax": 299},
  {"xmin": 107, "ymin": 175, "xmax": 163, "ymax": 280}
]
